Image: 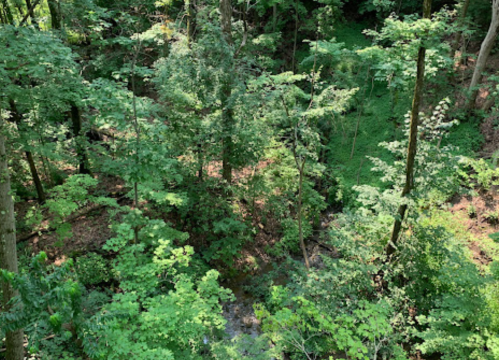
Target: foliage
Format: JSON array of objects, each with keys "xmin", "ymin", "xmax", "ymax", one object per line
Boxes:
[{"xmin": 75, "ymin": 253, "xmax": 114, "ymax": 286}]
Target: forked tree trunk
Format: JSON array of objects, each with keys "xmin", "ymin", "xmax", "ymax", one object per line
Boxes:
[
  {"xmin": 467, "ymin": 0, "xmax": 499, "ymax": 110},
  {"xmin": 387, "ymin": 0, "xmax": 432, "ymax": 257},
  {"xmin": 9, "ymin": 100, "xmax": 46, "ymax": 204},
  {"xmin": 0, "ymin": 115, "xmax": 25, "ymax": 360}
]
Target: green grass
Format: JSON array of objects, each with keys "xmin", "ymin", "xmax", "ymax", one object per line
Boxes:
[
  {"xmin": 333, "ymin": 22, "xmax": 372, "ymax": 49},
  {"xmin": 327, "ymin": 83, "xmax": 410, "ymax": 190},
  {"xmin": 326, "ymin": 22, "xmax": 484, "ymax": 194}
]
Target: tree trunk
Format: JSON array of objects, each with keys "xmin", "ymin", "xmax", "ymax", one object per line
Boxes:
[
  {"xmin": 1, "ymin": 0, "xmax": 14, "ymax": 24},
  {"xmin": 291, "ymin": 1, "xmax": 299, "ymax": 72},
  {"xmin": 451, "ymin": 0, "xmax": 471, "ymax": 58},
  {"xmin": 387, "ymin": 0, "xmax": 432, "ymax": 257},
  {"xmin": 0, "ymin": 114, "xmax": 25, "ymax": 360},
  {"xmin": 220, "ymin": 0, "xmax": 232, "ymax": 44},
  {"xmin": 25, "ymin": 151, "xmax": 46, "ymax": 204},
  {"xmin": 47, "ymin": 0, "xmax": 61, "ymax": 29},
  {"xmin": 467, "ymin": 0, "xmax": 499, "ymax": 110},
  {"xmin": 221, "ymin": 89, "xmax": 233, "ymax": 186},
  {"xmin": 9, "ymin": 100, "xmax": 46, "ymax": 204},
  {"xmin": 297, "ymin": 159, "xmax": 310, "ymax": 270},
  {"xmin": 187, "ymin": 0, "xmax": 196, "ymax": 44},
  {"xmin": 273, "ymin": 4, "xmax": 277, "ymax": 32},
  {"xmin": 220, "ymin": 0, "xmax": 234, "ymax": 187},
  {"xmin": 70, "ymin": 104, "xmax": 91, "ymax": 175},
  {"xmin": 24, "ymin": 0, "xmax": 39, "ymax": 28}
]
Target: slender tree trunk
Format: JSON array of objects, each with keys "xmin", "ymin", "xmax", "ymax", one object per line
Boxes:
[
  {"xmin": 197, "ymin": 143, "xmax": 203, "ymax": 181},
  {"xmin": 220, "ymin": 0, "xmax": 232, "ymax": 43},
  {"xmin": 0, "ymin": 112, "xmax": 25, "ymax": 360},
  {"xmin": 467, "ymin": 0, "xmax": 499, "ymax": 110},
  {"xmin": 1, "ymin": 0, "xmax": 14, "ymax": 24},
  {"xmin": 47, "ymin": 0, "xmax": 61, "ymax": 29},
  {"xmin": 387, "ymin": 0, "xmax": 432, "ymax": 257},
  {"xmin": 220, "ymin": 0, "xmax": 234, "ymax": 187},
  {"xmin": 451, "ymin": 0, "xmax": 471, "ymax": 58},
  {"xmin": 9, "ymin": 100, "xmax": 46, "ymax": 204},
  {"xmin": 291, "ymin": 1, "xmax": 299, "ymax": 72},
  {"xmin": 25, "ymin": 151, "xmax": 46, "ymax": 204},
  {"xmin": 273, "ymin": 4, "xmax": 277, "ymax": 32},
  {"xmin": 297, "ymin": 159, "xmax": 310, "ymax": 270},
  {"xmin": 186, "ymin": 0, "xmax": 196, "ymax": 44},
  {"xmin": 221, "ymin": 90, "xmax": 233, "ymax": 186},
  {"xmin": 70, "ymin": 104, "xmax": 91, "ymax": 175}
]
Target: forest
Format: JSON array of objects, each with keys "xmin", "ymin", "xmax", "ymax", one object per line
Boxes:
[{"xmin": 1, "ymin": 0, "xmax": 499, "ymax": 358}]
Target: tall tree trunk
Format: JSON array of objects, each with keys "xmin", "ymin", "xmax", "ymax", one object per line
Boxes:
[
  {"xmin": 0, "ymin": 113, "xmax": 25, "ymax": 360},
  {"xmin": 297, "ymin": 159, "xmax": 310, "ymax": 270},
  {"xmin": 220, "ymin": 0, "xmax": 234, "ymax": 187},
  {"xmin": 451, "ymin": 0, "xmax": 471, "ymax": 58},
  {"xmin": 220, "ymin": 0, "xmax": 232, "ymax": 43},
  {"xmin": 47, "ymin": 0, "xmax": 61, "ymax": 29},
  {"xmin": 186, "ymin": 0, "xmax": 196, "ymax": 44},
  {"xmin": 1, "ymin": 0, "xmax": 14, "ymax": 24},
  {"xmin": 273, "ymin": 4, "xmax": 277, "ymax": 32},
  {"xmin": 25, "ymin": 151, "xmax": 46, "ymax": 204},
  {"xmin": 9, "ymin": 100, "xmax": 46, "ymax": 204},
  {"xmin": 387, "ymin": 0, "xmax": 432, "ymax": 258},
  {"xmin": 291, "ymin": 1, "xmax": 299, "ymax": 72},
  {"xmin": 0, "ymin": 6, "xmax": 5, "ymax": 23},
  {"xmin": 70, "ymin": 104, "xmax": 91, "ymax": 175},
  {"xmin": 467, "ymin": 0, "xmax": 499, "ymax": 110}
]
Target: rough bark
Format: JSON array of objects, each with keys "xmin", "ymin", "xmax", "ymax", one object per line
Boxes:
[
  {"xmin": 0, "ymin": 113, "xmax": 25, "ymax": 360},
  {"xmin": 387, "ymin": 0, "xmax": 432, "ymax": 257},
  {"xmin": 220, "ymin": 0, "xmax": 232, "ymax": 44},
  {"xmin": 9, "ymin": 100, "xmax": 46, "ymax": 204},
  {"xmin": 70, "ymin": 104, "xmax": 90, "ymax": 175},
  {"xmin": 467, "ymin": 0, "xmax": 499, "ymax": 110}
]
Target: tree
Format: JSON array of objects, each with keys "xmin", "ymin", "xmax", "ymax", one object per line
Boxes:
[
  {"xmin": 0, "ymin": 109, "xmax": 24, "ymax": 360},
  {"xmin": 47, "ymin": 0, "xmax": 61, "ymax": 30},
  {"xmin": 8, "ymin": 99, "xmax": 46, "ymax": 204},
  {"xmin": 387, "ymin": 0, "xmax": 432, "ymax": 257},
  {"xmin": 467, "ymin": 0, "xmax": 499, "ymax": 110},
  {"xmin": 220, "ymin": 0, "xmax": 235, "ymax": 186},
  {"xmin": 451, "ymin": 0, "xmax": 471, "ymax": 59}
]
